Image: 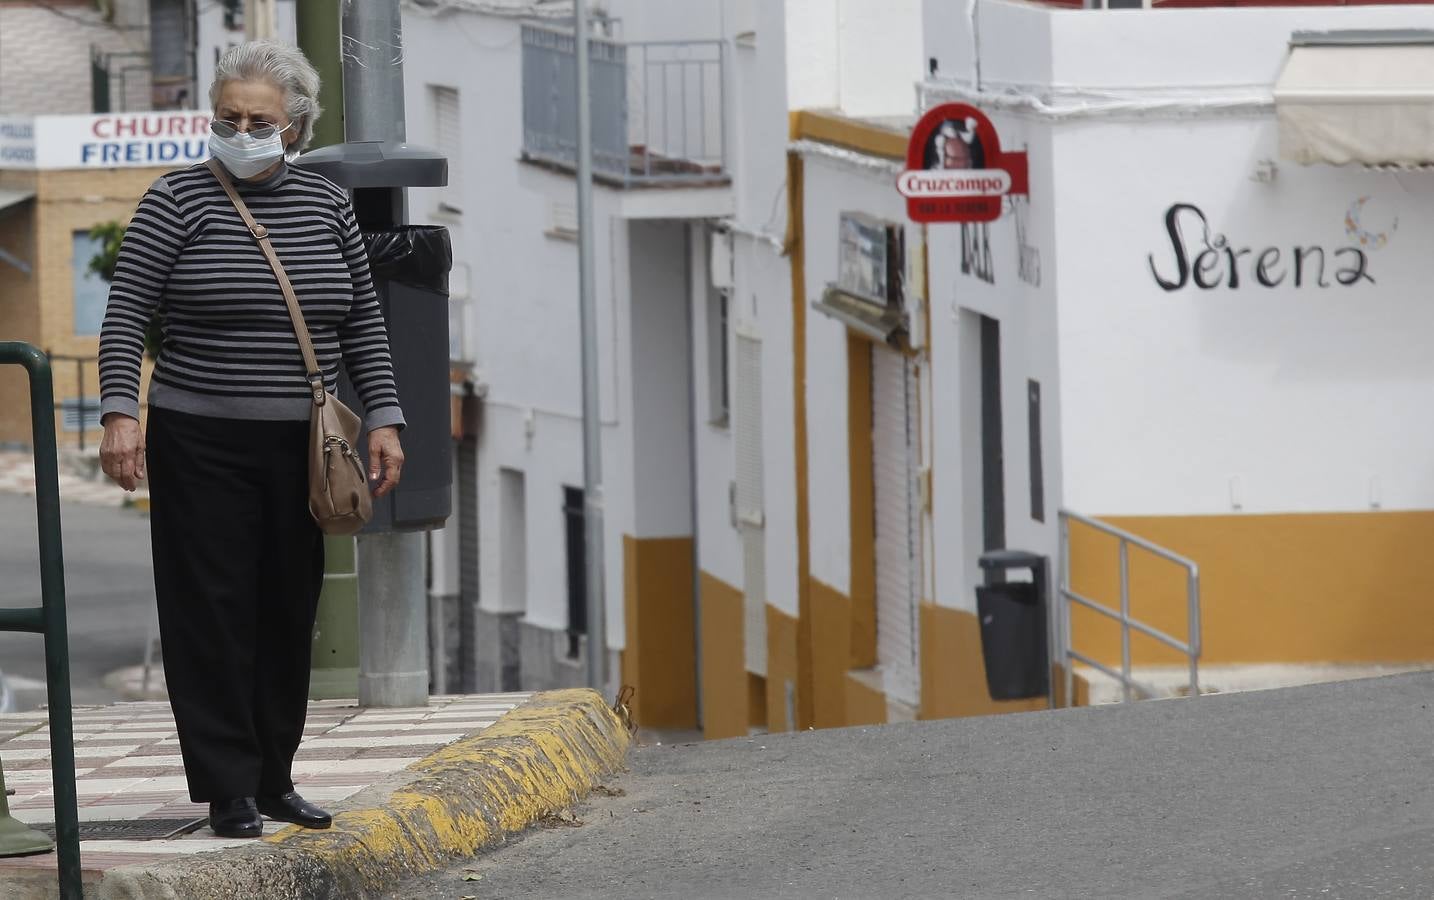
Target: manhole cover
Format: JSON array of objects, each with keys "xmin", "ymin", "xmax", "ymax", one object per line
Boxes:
[{"xmin": 32, "ymin": 818, "xmax": 207, "ymax": 841}]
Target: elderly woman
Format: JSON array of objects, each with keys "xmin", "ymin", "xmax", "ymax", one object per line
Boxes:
[{"xmin": 97, "ymin": 41, "xmax": 405, "ymax": 839}]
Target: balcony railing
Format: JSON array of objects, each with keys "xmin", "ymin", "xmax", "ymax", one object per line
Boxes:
[{"xmin": 522, "ymin": 25, "xmax": 728, "ymax": 187}]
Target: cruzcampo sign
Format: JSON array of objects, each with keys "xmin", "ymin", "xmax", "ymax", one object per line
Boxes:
[{"xmin": 899, "ymin": 103, "xmax": 1028, "ymax": 224}]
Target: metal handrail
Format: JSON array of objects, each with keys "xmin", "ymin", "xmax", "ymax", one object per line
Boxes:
[
  {"xmin": 45, "ymin": 354, "xmax": 99, "ymax": 453},
  {"xmin": 0, "ymin": 343, "xmax": 82, "ymax": 898},
  {"xmin": 1064, "ymin": 589, "xmax": 1191, "ymax": 653},
  {"xmin": 520, "ymin": 24, "xmax": 727, "ymax": 187},
  {"xmin": 1059, "ymin": 510, "xmax": 1202, "ymax": 707}
]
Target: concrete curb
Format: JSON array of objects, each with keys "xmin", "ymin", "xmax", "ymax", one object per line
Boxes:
[{"xmin": 87, "ymin": 689, "xmax": 631, "ymax": 899}]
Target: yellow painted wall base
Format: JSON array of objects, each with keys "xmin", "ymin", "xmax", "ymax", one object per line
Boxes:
[
  {"xmin": 765, "ymin": 605, "xmax": 800, "ymax": 732},
  {"xmin": 1071, "ymin": 512, "xmax": 1434, "ymax": 667},
  {"xmin": 919, "ymin": 604, "xmax": 1049, "ymax": 719},
  {"xmin": 622, "ymin": 536, "xmax": 697, "ymax": 729},
  {"xmin": 845, "ymin": 671, "xmax": 888, "ymax": 726},
  {"xmin": 747, "ymin": 673, "xmax": 767, "ymax": 730},
  {"xmin": 698, "ymin": 571, "xmax": 747, "ymax": 740},
  {"xmin": 810, "ymin": 579, "xmax": 853, "ymax": 729},
  {"xmin": 699, "ymin": 584, "xmax": 1078, "ymax": 730}
]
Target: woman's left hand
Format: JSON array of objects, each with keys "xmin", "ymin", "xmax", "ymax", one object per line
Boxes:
[{"xmin": 368, "ymin": 426, "xmax": 404, "ymax": 498}]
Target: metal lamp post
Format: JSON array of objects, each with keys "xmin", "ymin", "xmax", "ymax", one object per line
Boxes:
[{"xmin": 574, "ymin": 0, "xmax": 608, "ymax": 693}]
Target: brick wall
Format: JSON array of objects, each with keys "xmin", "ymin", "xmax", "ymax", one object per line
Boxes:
[
  {"xmin": 0, "ymin": 168, "xmax": 41, "ymax": 446},
  {"xmin": 0, "ymin": 165, "xmax": 162, "ymax": 447},
  {"xmin": 0, "ymin": 0, "xmax": 153, "ymax": 115}
]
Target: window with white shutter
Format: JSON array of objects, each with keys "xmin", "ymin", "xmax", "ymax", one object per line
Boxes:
[
  {"xmin": 429, "ymin": 85, "xmax": 462, "ymax": 214},
  {"xmin": 734, "ymin": 331, "xmax": 766, "ymax": 676},
  {"xmin": 873, "ymin": 345, "xmax": 921, "ymax": 707}
]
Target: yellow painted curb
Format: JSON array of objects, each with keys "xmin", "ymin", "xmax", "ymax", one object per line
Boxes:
[{"xmin": 89, "ymin": 689, "xmax": 631, "ymax": 900}]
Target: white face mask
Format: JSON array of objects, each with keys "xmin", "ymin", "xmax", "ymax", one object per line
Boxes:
[{"xmin": 208, "ymin": 128, "xmax": 288, "ymax": 179}]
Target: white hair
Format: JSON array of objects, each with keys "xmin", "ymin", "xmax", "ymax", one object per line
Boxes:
[{"xmin": 209, "ymin": 40, "xmax": 323, "ymax": 151}]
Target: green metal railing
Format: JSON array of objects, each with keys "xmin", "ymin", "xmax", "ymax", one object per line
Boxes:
[{"xmin": 0, "ymin": 343, "xmax": 82, "ymax": 898}]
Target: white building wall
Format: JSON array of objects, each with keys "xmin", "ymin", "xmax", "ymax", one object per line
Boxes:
[
  {"xmin": 724, "ymin": 0, "xmax": 800, "ymax": 618},
  {"xmin": 916, "ymin": 0, "xmax": 1434, "ymax": 534},
  {"xmin": 746, "ymin": 240, "xmax": 800, "ymax": 618},
  {"xmin": 801, "ymin": 154, "xmax": 890, "ymax": 596},
  {"xmin": 1055, "ymin": 119, "xmax": 1434, "ymax": 518},
  {"xmin": 1051, "ymin": 4, "xmax": 1434, "ymax": 91},
  {"xmin": 785, "ymin": 0, "xmax": 924, "ymax": 118},
  {"xmin": 785, "ymin": 0, "xmax": 841, "ymax": 111},
  {"xmin": 601, "ymin": 0, "xmax": 723, "ymax": 43},
  {"xmin": 971, "ymin": 2, "xmax": 1054, "ymax": 90},
  {"xmin": 1038, "ymin": 5, "xmax": 1434, "ymax": 519},
  {"xmin": 402, "ymin": 7, "xmax": 629, "ymax": 645},
  {"xmin": 630, "ymin": 221, "xmax": 695, "ymax": 538},
  {"xmin": 195, "ymin": 4, "xmax": 238, "ymax": 107},
  {"xmin": 690, "ymin": 227, "xmax": 742, "ymax": 587},
  {"xmin": 0, "ymin": 0, "xmax": 151, "ymax": 115},
  {"xmin": 921, "ymin": 0, "xmax": 969, "ymax": 84},
  {"xmin": 924, "ymin": 110, "xmax": 1063, "ymax": 613},
  {"xmin": 835, "ymin": 0, "xmax": 923, "ymax": 118},
  {"xmin": 195, "ymin": 1, "xmax": 297, "ymax": 107},
  {"xmin": 801, "ymin": 120, "xmax": 1063, "ymax": 617}
]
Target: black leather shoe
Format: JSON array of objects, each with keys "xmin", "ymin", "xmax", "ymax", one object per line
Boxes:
[
  {"xmin": 209, "ymin": 798, "xmax": 263, "ymax": 838},
  {"xmin": 256, "ymin": 791, "xmax": 332, "ymax": 829}
]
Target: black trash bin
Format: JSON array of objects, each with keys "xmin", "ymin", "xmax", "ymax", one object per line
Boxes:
[
  {"xmin": 295, "ymin": 140, "xmax": 453, "ymax": 534},
  {"xmin": 364, "ymin": 225, "xmax": 452, "ymax": 292},
  {"xmin": 976, "ymin": 550, "xmax": 1050, "ymax": 700},
  {"xmin": 348, "ymin": 224, "xmax": 453, "ymax": 532}
]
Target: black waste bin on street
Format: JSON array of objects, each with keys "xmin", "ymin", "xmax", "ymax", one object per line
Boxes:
[
  {"xmin": 976, "ymin": 549, "xmax": 1050, "ymax": 700},
  {"xmin": 354, "ymin": 224, "xmax": 453, "ymax": 532},
  {"xmin": 296, "ymin": 141, "xmax": 453, "ymax": 533}
]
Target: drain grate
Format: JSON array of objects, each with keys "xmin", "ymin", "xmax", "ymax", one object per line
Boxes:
[{"xmin": 32, "ymin": 818, "xmax": 208, "ymax": 841}]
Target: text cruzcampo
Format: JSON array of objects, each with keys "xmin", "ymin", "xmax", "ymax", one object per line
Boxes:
[{"xmin": 1148, "ymin": 203, "xmax": 1374, "ymax": 291}]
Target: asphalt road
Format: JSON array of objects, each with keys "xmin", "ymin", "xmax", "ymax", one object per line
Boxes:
[
  {"xmin": 395, "ymin": 672, "xmax": 1434, "ymax": 899},
  {"xmin": 0, "ymin": 493, "xmax": 153, "ymax": 710}
]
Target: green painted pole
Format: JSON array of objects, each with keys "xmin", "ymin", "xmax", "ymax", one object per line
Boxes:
[
  {"xmin": 297, "ymin": 0, "xmax": 360, "ymax": 700},
  {"xmin": 0, "ymin": 343, "xmax": 81, "ymax": 896},
  {"xmin": 0, "ymin": 758, "xmax": 54, "ymax": 857},
  {"xmin": 297, "ymin": 0, "xmax": 344, "ymax": 150}
]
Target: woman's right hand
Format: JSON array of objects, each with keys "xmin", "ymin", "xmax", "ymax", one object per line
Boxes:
[{"xmin": 99, "ymin": 414, "xmax": 146, "ymax": 492}]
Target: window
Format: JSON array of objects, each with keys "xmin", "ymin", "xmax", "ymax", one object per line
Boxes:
[
  {"xmin": 815, "ymin": 213, "xmax": 908, "ymax": 346},
  {"xmin": 448, "ymin": 261, "xmax": 472, "ymax": 362},
  {"xmin": 499, "ymin": 468, "xmax": 527, "ymax": 612},
  {"xmin": 72, "ymin": 230, "xmax": 107, "ymax": 336},
  {"xmin": 429, "ymin": 85, "xmax": 462, "ymax": 214},
  {"xmin": 61, "ymin": 398, "xmax": 101, "ymax": 433},
  {"xmin": 149, "ymin": 0, "xmax": 187, "ymax": 79},
  {"xmin": 714, "ymin": 292, "xmax": 728, "ymax": 424},
  {"xmin": 837, "ymin": 212, "xmax": 904, "ymax": 309},
  {"xmin": 707, "ymin": 228, "xmax": 732, "ymax": 426},
  {"xmin": 563, "ymin": 486, "xmax": 587, "ymax": 660}
]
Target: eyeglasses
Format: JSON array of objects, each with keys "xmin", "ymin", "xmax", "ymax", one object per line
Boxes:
[{"xmin": 210, "ymin": 119, "xmax": 294, "ymax": 141}]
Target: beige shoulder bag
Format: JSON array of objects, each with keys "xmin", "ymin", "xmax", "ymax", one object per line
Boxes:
[{"xmin": 207, "ymin": 159, "xmax": 373, "ymax": 536}]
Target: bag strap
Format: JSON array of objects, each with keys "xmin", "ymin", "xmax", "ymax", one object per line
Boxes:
[{"xmin": 206, "ymin": 158, "xmax": 326, "ymax": 407}]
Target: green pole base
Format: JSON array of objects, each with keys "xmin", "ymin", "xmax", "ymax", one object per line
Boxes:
[
  {"xmin": 311, "ymin": 535, "xmax": 359, "ymax": 701},
  {"xmin": 308, "ymin": 666, "xmax": 359, "ymax": 701},
  {"xmin": 0, "ymin": 814, "xmax": 55, "ymax": 857}
]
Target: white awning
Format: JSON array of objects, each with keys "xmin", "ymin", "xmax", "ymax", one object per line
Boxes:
[
  {"xmin": 0, "ymin": 188, "xmax": 34, "ymax": 215},
  {"xmin": 1276, "ymin": 33, "xmax": 1434, "ymax": 167}
]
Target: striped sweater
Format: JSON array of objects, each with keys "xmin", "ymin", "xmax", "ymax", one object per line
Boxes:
[{"xmin": 99, "ymin": 161, "xmax": 405, "ymax": 430}]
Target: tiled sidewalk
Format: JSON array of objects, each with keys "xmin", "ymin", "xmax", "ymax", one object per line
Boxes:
[{"xmin": 0, "ymin": 693, "xmax": 531, "ymax": 876}]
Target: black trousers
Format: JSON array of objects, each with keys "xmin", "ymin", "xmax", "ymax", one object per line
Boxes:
[{"xmin": 146, "ymin": 408, "xmax": 323, "ymax": 802}]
